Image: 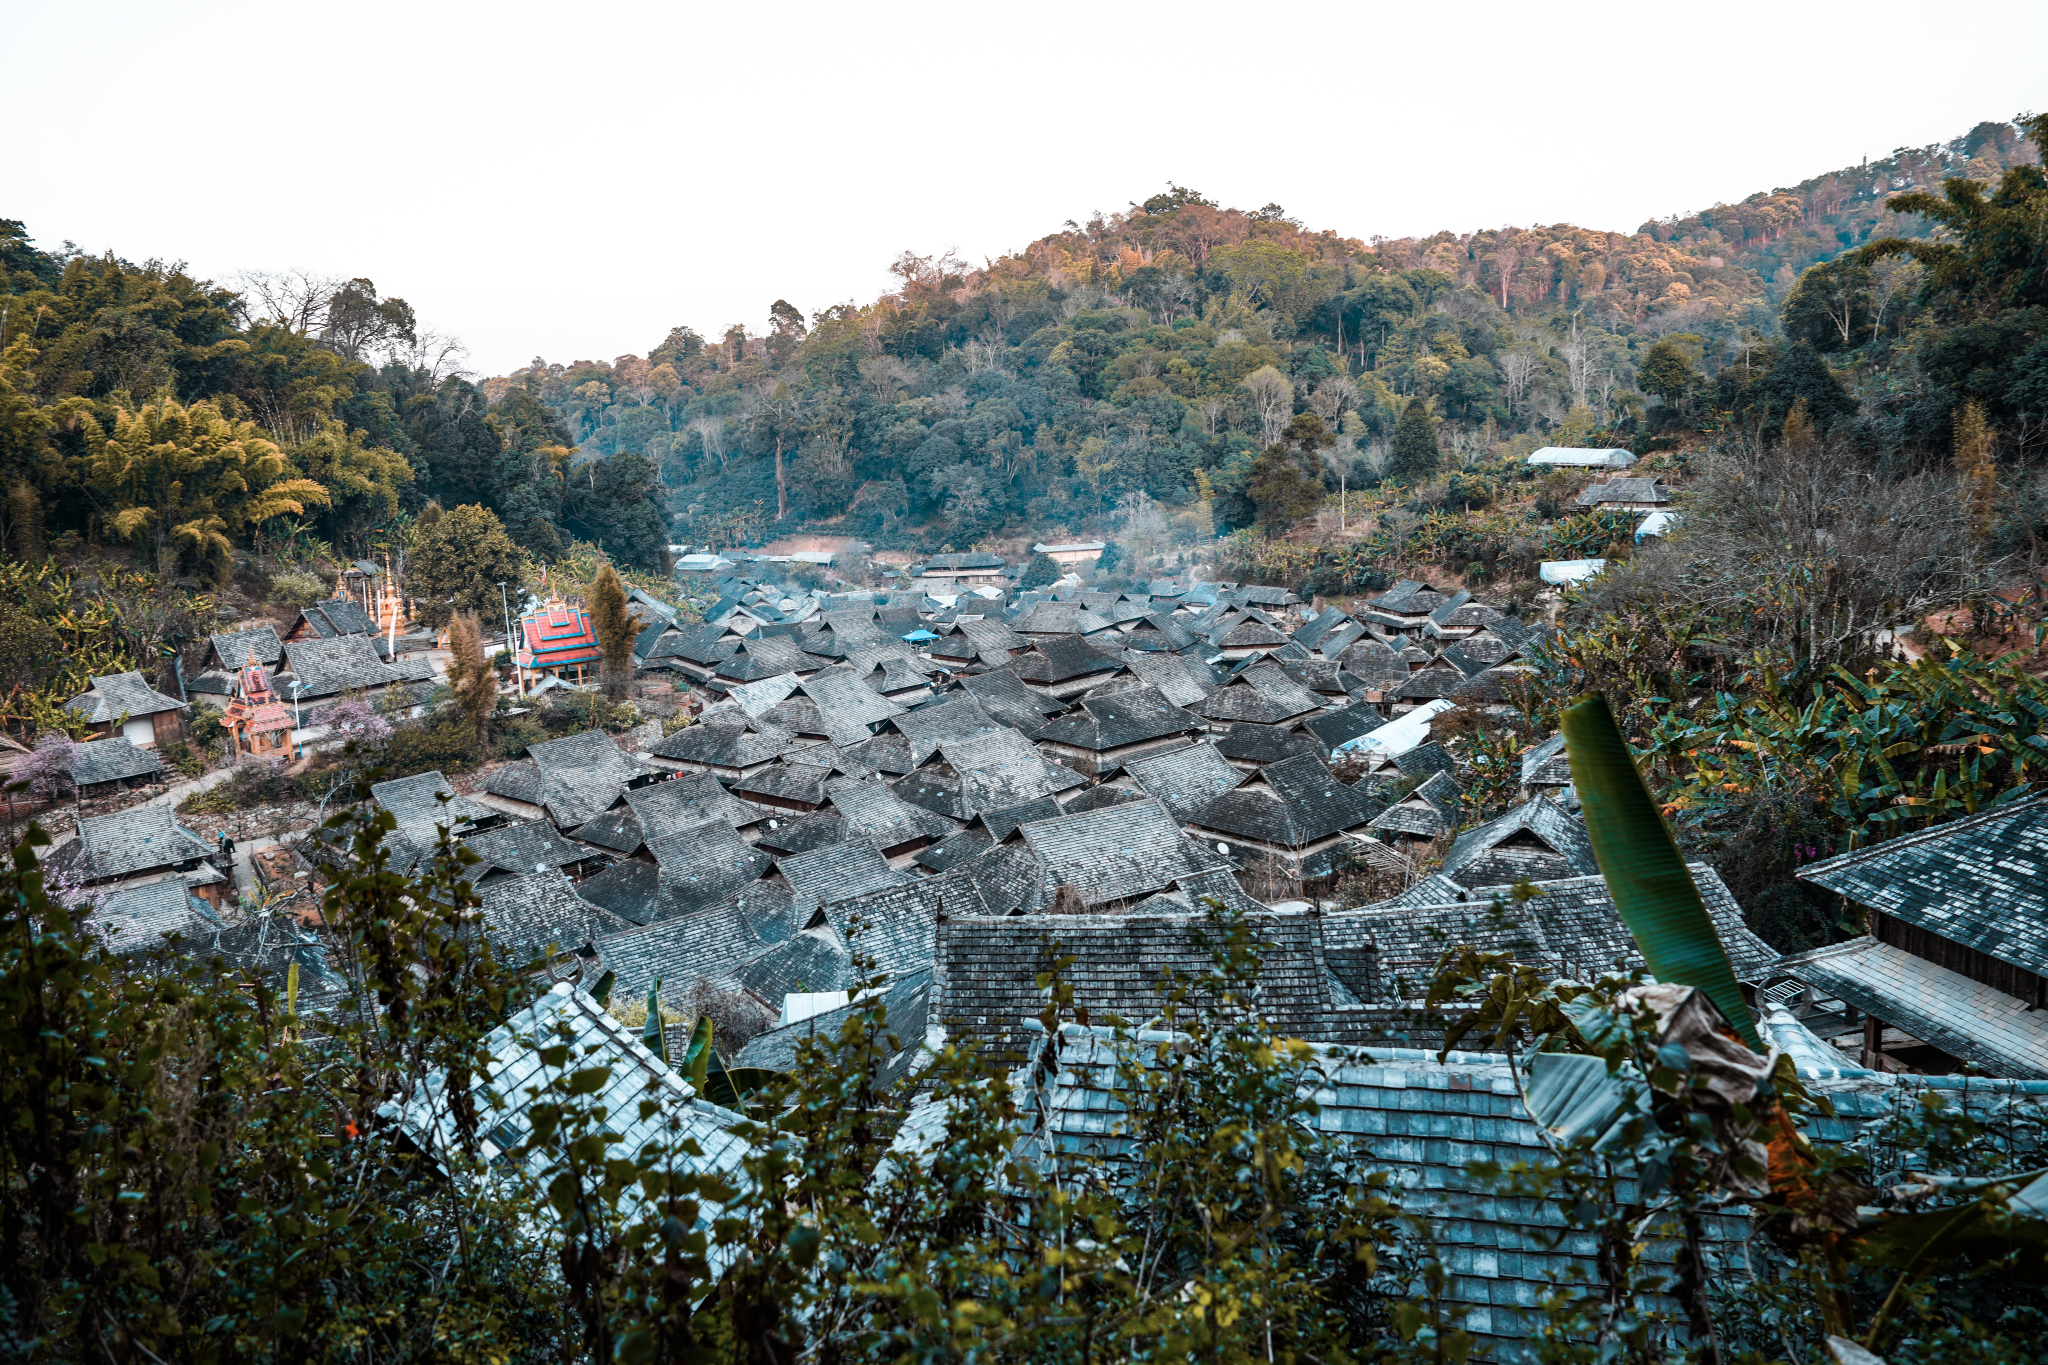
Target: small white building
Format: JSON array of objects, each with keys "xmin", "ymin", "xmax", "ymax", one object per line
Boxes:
[
  {"xmin": 1527, "ymin": 447, "xmax": 1637, "ymax": 469},
  {"xmin": 1031, "ymin": 540, "xmax": 1107, "ymax": 567},
  {"xmin": 1539, "ymin": 559, "xmax": 1609, "ymax": 585}
]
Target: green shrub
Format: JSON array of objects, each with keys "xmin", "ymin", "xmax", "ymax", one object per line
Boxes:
[
  {"xmin": 269, "ymin": 568, "xmax": 327, "ymax": 608},
  {"xmin": 383, "ymin": 718, "xmax": 480, "ymax": 777}
]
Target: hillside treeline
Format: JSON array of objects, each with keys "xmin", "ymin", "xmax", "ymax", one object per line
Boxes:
[
  {"xmin": 0, "ymin": 236, "xmax": 668, "ymax": 578},
  {"xmin": 501, "ymin": 119, "xmax": 2039, "ymax": 551}
]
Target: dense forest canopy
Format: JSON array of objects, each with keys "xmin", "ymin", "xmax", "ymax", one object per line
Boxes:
[{"xmin": 1, "ymin": 116, "xmax": 2038, "ymax": 578}]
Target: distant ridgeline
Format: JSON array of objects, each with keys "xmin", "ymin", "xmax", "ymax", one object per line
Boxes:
[
  {"xmin": 487, "ymin": 120, "xmax": 2039, "ymax": 552},
  {"xmin": 1, "ymin": 119, "xmax": 2036, "ymax": 576}
]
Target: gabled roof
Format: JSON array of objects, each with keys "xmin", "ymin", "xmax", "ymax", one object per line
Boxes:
[
  {"xmin": 88, "ymin": 878, "xmax": 223, "ymax": 953},
  {"xmin": 1214, "ymin": 722, "xmax": 1325, "ymax": 768},
  {"xmin": 979, "ymin": 796, "xmax": 1066, "ymax": 841},
  {"xmin": 1438, "ymin": 794, "xmax": 1597, "ymax": 889},
  {"xmin": 475, "ymin": 869, "xmax": 634, "ymax": 962},
  {"xmin": 776, "ymin": 838, "xmax": 906, "ymax": 910},
  {"xmin": 1519, "ymin": 732, "xmax": 1572, "ymax": 786},
  {"xmin": 1393, "ymin": 662, "xmax": 1467, "ymax": 700},
  {"xmin": 1425, "ymin": 590, "xmax": 1474, "ymax": 625},
  {"xmin": 1297, "ymin": 707, "xmax": 1379, "ymax": 753},
  {"xmin": 1014, "ymin": 635, "xmax": 1123, "ymax": 685},
  {"xmin": 884, "ymin": 694, "xmax": 1009, "ymax": 764},
  {"xmin": 1196, "ymin": 669, "xmax": 1320, "ymax": 727},
  {"xmin": 820, "ymin": 869, "xmax": 990, "ymax": 978},
  {"xmin": 892, "ymin": 729, "xmax": 1086, "ymax": 820},
  {"xmin": 652, "ymin": 717, "xmax": 800, "ymax": 771},
  {"xmin": 794, "ymin": 666, "xmax": 906, "ymax": 746},
  {"xmin": 294, "ymin": 597, "xmax": 378, "ymax": 638},
  {"xmin": 733, "ymin": 761, "xmax": 839, "ymax": 810},
  {"xmin": 64, "ymin": 671, "xmax": 187, "ymax": 724},
  {"xmin": 207, "ymin": 625, "xmax": 284, "ymax": 671},
  {"xmin": 282, "ymin": 635, "xmax": 404, "ymax": 699},
  {"xmin": 573, "ymin": 858, "xmax": 663, "ymax": 924},
  {"xmin": 46, "ymin": 805, "xmax": 211, "ymax": 883},
  {"xmin": 462, "ymin": 819, "xmax": 592, "ymax": 879},
  {"xmin": 1291, "ymin": 607, "xmax": 1352, "ymax": 651},
  {"xmin": 931, "ymin": 906, "xmax": 1342, "ymax": 1063},
  {"xmin": 382, "ymin": 981, "xmax": 755, "ymax": 1284},
  {"xmin": 1030, "ymin": 686, "xmax": 1203, "ymax": 756},
  {"xmin": 373, "ymin": 770, "xmax": 495, "ymax": 840},
  {"xmin": 956, "ymin": 667, "xmax": 1069, "ymax": 731},
  {"xmin": 1116, "ymin": 651, "xmax": 1221, "ymax": 708},
  {"xmin": 1779, "ymin": 936, "xmax": 2048, "ymax": 1077},
  {"xmin": 1014, "ymin": 798, "xmax": 1229, "ymax": 908},
  {"xmin": 1120, "ymin": 742, "xmax": 1245, "ymax": 822},
  {"xmin": 595, "ymin": 881, "xmax": 807, "ymax": 1008},
  {"xmin": 525, "ymin": 729, "xmax": 657, "ymax": 828},
  {"xmin": 646, "ymin": 821, "xmax": 775, "ymax": 916},
  {"xmin": 1365, "ymin": 770, "xmax": 1462, "ymax": 839},
  {"xmin": 1797, "ymin": 796, "xmax": 2048, "ymax": 975},
  {"xmin": 1185, "ymin": 752, "xmax": 1382, "ymax": 849},
  {"xmin": 1394, "ymin": 741, "xmax": 1456, "ymax": 780},
  {"xmin": 1209, "ymin": 615, "xmax": 1292, "ymax": 651},
  {"xmin": 1363, "ymin": 579, "xmax": 1434, "ymax": 614},
  {"xmin": 66, "ymin": 736, "xmax": 166, "ymax": 787},
  {"xmin": 625, "ymin": 773, "xmax": 764, "ymax": 837}
]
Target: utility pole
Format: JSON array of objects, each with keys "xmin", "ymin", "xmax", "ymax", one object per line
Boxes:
[{"xmin": 500, "ymin": 582, "xmax": 522, "ymax": 697}]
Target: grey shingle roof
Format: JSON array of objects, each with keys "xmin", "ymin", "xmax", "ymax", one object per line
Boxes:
[
  {"xmin": 1394, "ymin": 741, "xmax": 1457, "ymax": 780},
  {"xmin": 734, "ymin": 926, "xmax": 855, "ymax": 1000},
  {"xmin": 733, "ymin": 969, "xmax": 931, "ymax": 1077},
  {"xmin": 795, "ymin": 666, "xmax": 906, "ymax": 745},
  {"xmin": 1120, "ymin": 743, "xmax": 1245, "ymax": 822},
  {"xmin": 476, "ymin": 869, "xmax": 635, "ymax": 963},
  {"xmin": 776, "ymin": 838, "xmax": 906, "ymax": 911},
  {"xmin": 1437, "ymin": 794, "xmax": 1597, "ymax": 889},
  {"xmin": 1015, "ymin": 798, "xmax": 1232, "ymax": 909},
  {"xmin": 88, "ymin": 878, "xmax": 223, "ymax": 953},
  {"xmin": 733, "ymin": 763, "xmax": 838, "ymax": 811},
  {"xmin": 462, "ymin": 819, "xmax": 593, "ymax": 879},
  {"xmin": 626, "ymin": 773, "xmax": 764, "ymax": 837},
  {"xmin": 483, "ymin": 757, "xmax": 543, "ymax": 806},
  {"xmin": 1185, "ymin": 752, "xmax": 1382, "ymax": 851},
  {"xmin": 1030, "ymin": 686, "xmax": 1203, "ymax": 756},
  {"xmin": 382, "ymin": 981, "xmax": 755, "ymax": 1286},
  {"xmin": 64, "ymin": 671, "xmax": 187, "ymax": 724},
  {"xmin": 525, "ymin": 729, "xmax": 657, "ymax": 828},
  {"xmin": 1797, "ymin": 795, "xmax": 2048, "ymax": 974},
  {"xmin": 1214, "ymin": 722, "xmax": 1326, "ymax": 769},
  {"xmin": 1779, "ymin": 936, "xmax": 2048, "ymax": 1077},
  {"xmin": 66, "ymin": 736, "xmax": 166, "ymax": 788},
  {"xmin": 296, "ymin": 597, "xmax": 379, "ymax": 637},
  {"xmin": 573, "ymin": 858, "xmax": 662, "ymax": 924},
  {"xmin": 932, "ymin": 906, "xmax": 1350, "ymax": 1064},
  {"xmin": 979, "ymin": 797, "xmax": 1066, "ymax": 841},
  {"xmin": 1519, "ymin": 733, "xmax": 1572, "ymax": 787},
  {"xmin": 892, "ymin": 729, "xmax": 1086, "ymax": 820},
  {"xmin": 944, "ymin": 842, "xmax": 1045, "ymax": 916},
  {"xmin": 1014, "ymin": 635, "xmax": 1124, "ymax": 687},
  {"xmin": 1366, "ymin": 771, "xmax": 1462, "ymax": 839},
  {"xmin": 373, "ymin": 770, "xmax": 495, "ymax": 840},
  {"xmin": 282, "ymin": 635, "xmax": 403, "ymax": 699},
  {"xmin": 207, "ymin": 625, "xmax": 284, "ymax": 671},
  {"xmin": 1298, "ymin": 706, "xmax": 1379, "ymax": 752},
  {"xmin": 913, "ymin": 827, "xmax": 993, "ymax": 872},
  {"xmin": 824, "ymin": 868, "xmax": 991, "ymax": 978},
  {"xmin": 1023, "ymin": 1027, "xmax": 1752, "ymax": 1355},
  {"xmin": 956, "ymin": 667, "xmax": 1068, "ymax": 730},
  {"xmin": 594, "ymin": 880, "xmax": 806, "ymax": 1008},
  {"xmin": 47, "ymin": 805, "xmax": 212, "ymax": 883},
  {"xmin": 646, "ymin": 822, "xmax": 774, "ymax": 916},
  {"xmin": 885, "ymin": 694, "xmax": 1010, "ymax": 764},
  {"xmin": 1118, "ymin": 651, "xmax": 1224, "ymax": 708},
  {"xmin": 1574, "ymin": 476, "xmax": 1669, "ymax": 507}
]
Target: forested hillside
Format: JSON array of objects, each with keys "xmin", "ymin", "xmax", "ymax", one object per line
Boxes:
[
  {"xmin": 493, "ymin": 118, "xmax": 2039, "ymax": 553},
  {"xmin": 0, "ymin": 116, "xmax": 2037, "ymax": 581}
]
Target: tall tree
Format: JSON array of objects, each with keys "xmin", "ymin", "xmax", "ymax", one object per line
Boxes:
[
  {"xmin": 1389, "ymin": 397, "xmax": 1439, "ymax": 479},
  {"xmin": 408, "ymin": 504, "xmax": 527, "ymax": 630},
  {"xmin": 444, "ymin": 611, "xmax": 495, "ymax": 737},
  {"xmin": 589, "ymin": 563, "xmax": 635, "ymax": 700}
]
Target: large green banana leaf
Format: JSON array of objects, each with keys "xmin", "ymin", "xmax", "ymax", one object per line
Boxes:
[
  {"xmin": 1562, "ymin": 693, "xmax": 1760, "ymax": 1050},
  {"xmin": 1853, "ymin": 1168, "xmax": 2048, "ymax": 1279}
]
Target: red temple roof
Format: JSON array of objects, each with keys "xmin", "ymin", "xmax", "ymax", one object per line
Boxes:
[{"xmin": 521, "ymin": 598, "xmax": 603, "ymax": 669}]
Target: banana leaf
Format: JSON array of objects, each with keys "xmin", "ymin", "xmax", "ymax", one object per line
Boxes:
[
  {"xmin": 1562, "ymin": 693, "xmax": 1760, "ymax": 1050},
  {"xmin": 682, "ymin": 1015, "xmax": 714, "ymax": 1093},
  {"xmin": 589, "ymin": 969, "xmax": 615, "ymax": 1008},
  {"xmin": 1853, "ymin": 1168, "xmax": 2048, "ymax": 1279}
]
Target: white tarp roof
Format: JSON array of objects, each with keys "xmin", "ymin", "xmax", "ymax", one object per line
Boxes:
[
  {"xmin": 1635, "ymin": 511, "xmax": 1680, "ymax": 539},
  {"xmin": 1527, "ymin": 447, "xmax": 1636, "ymax": 468},
  {"xmin": 1332, "ymin": 698, "xmax": 1457, "ymax": 757},
  {"xmin": 1540, "ymin": 559, "xmax": 1608, "ymax": 585}
]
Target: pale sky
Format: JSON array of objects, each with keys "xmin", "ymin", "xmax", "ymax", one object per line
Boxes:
[{"xmin": 8, "ymin": 1, "xmax": 2044, "ymax": 378}]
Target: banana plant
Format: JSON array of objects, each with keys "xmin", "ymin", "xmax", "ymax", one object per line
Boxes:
[{"xmin": 642, "ymin": 980, "xmax": 667, "ymax": 1065}]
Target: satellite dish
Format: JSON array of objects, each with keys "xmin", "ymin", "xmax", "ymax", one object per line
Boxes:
[
  {"xmin": 768, "ymin": 820, "xmax": 779, "ymax": 829},
  {"xmin": 1216, "ymin": 843, "xmax": 1229, "ymax": 855}
]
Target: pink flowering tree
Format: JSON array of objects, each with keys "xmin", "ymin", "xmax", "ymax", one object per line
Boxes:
[
  {"xmin": 324, "ymin": 697, "xmax": 393, "ymax": 747},
  {"xmin": 18, "ymin": 732, "xmax": 79, "ymax": 802}
]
